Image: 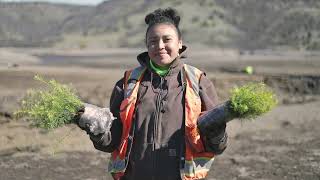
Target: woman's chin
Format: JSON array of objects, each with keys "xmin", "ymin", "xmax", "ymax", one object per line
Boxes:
[
  {"xmin": 152, "ymin": 58, "xmax": 171, "ymax": 66},
  {"xmin": 159, "ymin": 60, "xmax": 172, "ymax": 66},
  {"xmin": 157, "ymin": 57, "xmax": 172, "ymax": 66}
]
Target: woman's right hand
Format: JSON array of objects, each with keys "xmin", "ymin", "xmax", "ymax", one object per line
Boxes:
[{"xmin": 77, "ymin": 103, "xmax": 115, "ymax": 136}]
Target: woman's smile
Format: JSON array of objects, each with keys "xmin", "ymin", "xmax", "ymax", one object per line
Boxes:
[{"xmin": 157, "ymin": 51, "xmax": 168, "ymax": 55}]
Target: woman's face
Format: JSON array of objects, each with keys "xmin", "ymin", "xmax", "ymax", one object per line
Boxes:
[{"xmin": 146, "ymin": 23, "xmax": 182, "ymax": 67}]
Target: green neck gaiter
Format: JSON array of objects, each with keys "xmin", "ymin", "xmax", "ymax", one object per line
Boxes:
[{"xmin": 149, "ymin": 60, "xmax": 170, "ymax": 77}]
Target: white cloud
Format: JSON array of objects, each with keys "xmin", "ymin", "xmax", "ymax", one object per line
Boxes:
[{"xmin": 0, "ymin": 0, "xmax": 106, "ymax": 5}]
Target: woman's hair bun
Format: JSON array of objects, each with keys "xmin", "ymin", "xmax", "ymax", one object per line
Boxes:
[{"xmin": 145, "ymin": 8, "xmax": 180, "ymax": 27}]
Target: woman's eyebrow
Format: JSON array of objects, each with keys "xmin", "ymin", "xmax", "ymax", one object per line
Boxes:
[
  {"xmin": 148, "ymin": 34, "xmax": 173, "ymax": 41},
  {"xmin": 163, "ymin": 35, "xmax": 173, "ymax": 38},
  {"xmin": 147, "ymin": 36, "xmax": 158, "ymax": 40}
]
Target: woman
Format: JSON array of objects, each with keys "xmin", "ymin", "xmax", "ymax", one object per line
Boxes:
[{"xmin": 78, "ymin": 8, "xmax": 228, "ymax": 180}]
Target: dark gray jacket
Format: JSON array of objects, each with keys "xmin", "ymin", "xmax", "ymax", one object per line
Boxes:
[{"xmin": 90, "ymin": 46, "xmax": 227, "ymax": 180}]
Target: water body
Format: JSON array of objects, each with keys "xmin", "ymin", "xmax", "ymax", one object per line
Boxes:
[
  {"xmin": 35, "ymin": 53, "xmax": 139, "ymax": 68},
  {"xmin": 37, "ymin": 54, "xmax": 106, "ymax": 63}
]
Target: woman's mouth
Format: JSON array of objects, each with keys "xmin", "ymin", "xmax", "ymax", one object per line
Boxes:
[{"xmin": 157, "ymin": 51, "xmax": 167, "ymax": 55}]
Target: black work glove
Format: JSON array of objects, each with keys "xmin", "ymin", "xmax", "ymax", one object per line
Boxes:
[{"xmin": 203, "ymin": 122, "xmax": 228, "ymax": 154}]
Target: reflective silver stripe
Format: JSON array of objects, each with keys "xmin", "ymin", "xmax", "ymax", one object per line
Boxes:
[
  {"xmin": 182, "ymin": 64, "xmax": 215, "ymax": 178},
  {"xmin": 124, "ymin": 66, "xmax": 146, "ymax": 98},
  {"xmin": 184, "ymin": 64, "xmax": 200, "ymax": 98},
  {"xmin": 183, "ymin": 157, "xmax": 215, "ymax": 176},
  {"xmin": 109, "ymin": 66, "xmax": 146, "ymax": 175},
  {"xmin": 129, "ymin": 66, "xmax": 145, "ymax": 80},
  {"xmin": 108, "ymin": 156, "xmax": 126, "ymax": 173}
]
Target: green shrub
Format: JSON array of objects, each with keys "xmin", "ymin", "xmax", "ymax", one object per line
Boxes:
[
  {"xmin": 15, "ymin": 75, "xmax": 83, "ymax": 130},
  {"xmin": 230, "ymin": 83, "xmax": 277, "ymax": 119}
]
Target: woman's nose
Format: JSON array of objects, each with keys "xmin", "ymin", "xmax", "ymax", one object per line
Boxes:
[{"xmin": 158, "ymin": 40, "xmax": 165, "ymax": 49}]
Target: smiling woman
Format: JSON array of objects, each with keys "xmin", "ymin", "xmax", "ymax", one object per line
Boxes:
[{"xmin": 77, "ymin": 7, "xmax": 228, "ymax": 180}]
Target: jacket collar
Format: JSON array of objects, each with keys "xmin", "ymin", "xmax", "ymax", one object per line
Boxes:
[{"xmin": 137, "ymin": 45, "xmax": 187, "ymax": 76}]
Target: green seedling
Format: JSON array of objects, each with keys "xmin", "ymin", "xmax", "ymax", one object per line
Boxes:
[
  {"xmin": 230, "ymin": 82, "xmax": 278, "ymax": 119},
  {"xmin": 15, "ymin": 75, "xmax": 83, "ymax": 130},
  {"xmin": 198, "ymin": 82, "xmax": 278, "ymax": 134}
]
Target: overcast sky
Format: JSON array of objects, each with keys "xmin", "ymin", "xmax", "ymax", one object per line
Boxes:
[{"xmin": 0, "ymin": 0, "xmax": 106, "ymax": 5}]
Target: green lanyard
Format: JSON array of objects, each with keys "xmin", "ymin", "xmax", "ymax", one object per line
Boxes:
[{"xmin": 149, "ymin": 60, "xmax": 170, "ymax": 77}]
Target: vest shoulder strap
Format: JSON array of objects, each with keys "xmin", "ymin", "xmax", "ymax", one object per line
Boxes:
[
  {"xmin": 123, "ymin": 66, "xmax": 146, "ymax": 98},
  {"xmin": 123, "ymin": 64, "xmax": 202, "ymax": 98},
  {"xmin": 183, "ymin": 64, "xmax": 203, "ymax": 97}
]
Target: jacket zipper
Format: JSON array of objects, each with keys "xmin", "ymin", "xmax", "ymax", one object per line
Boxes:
[{"xmin": 153, "ymin": 76, "xmax": 164, "ymax": 178}]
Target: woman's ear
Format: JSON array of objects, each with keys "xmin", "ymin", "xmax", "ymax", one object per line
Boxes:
[{"xmin": 179, "ymin": 39, "xmax": 182, "ymax": 49}]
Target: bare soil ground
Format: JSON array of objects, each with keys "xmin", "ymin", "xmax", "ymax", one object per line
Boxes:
[{"xmin": 0, "ymin": 48, "xmax": 319, "ymax": 180}]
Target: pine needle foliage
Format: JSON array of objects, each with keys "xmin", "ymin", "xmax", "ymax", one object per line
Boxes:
[
  {"xmin": 15, "ymin": 75, "xmax": 83, "ymax": 130},
  {"xmin": 230, "ymin": 83, "xmax": 277, "ymax": 119}
]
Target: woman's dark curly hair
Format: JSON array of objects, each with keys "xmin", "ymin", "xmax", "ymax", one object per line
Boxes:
[{"xmin": 145, "ymin": 7, "xmax": 182, "ymax": 39}]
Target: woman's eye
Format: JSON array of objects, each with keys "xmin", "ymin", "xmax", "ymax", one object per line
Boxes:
[
  {"xmin": 148, "ymin": 41, "xmax": 156, "ymax": 48},
  {"xmin": 149, "ymin": 40, "xmax": 156, "ymax": 44}
]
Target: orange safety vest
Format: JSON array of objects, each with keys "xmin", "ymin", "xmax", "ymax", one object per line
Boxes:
[{"xmin": 108, "ymin": 64, "xmax": 215, "ymax": 180}]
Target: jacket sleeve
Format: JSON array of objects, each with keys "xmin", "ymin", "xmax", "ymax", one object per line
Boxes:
[
  {"xmin": 198, "ymin": 73, "xmax": 228, "ymax": 155},
  {"xmin": 89, "ymin": 78, "xmax": 124, "ymax": 153}
]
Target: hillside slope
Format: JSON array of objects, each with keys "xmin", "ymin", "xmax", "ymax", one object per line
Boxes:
[{"xmin": 0, "ymin": 0, "xmax": 320, "ymax": 50}]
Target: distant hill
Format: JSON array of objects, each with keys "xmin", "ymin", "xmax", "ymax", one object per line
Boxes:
[
  {"xmin": 0, "ymin": 0, "xmax": 320, "ymax": 50},
  {"xmin": 0, "ymin": 2, "xmax": 91, "ymax": 47}
]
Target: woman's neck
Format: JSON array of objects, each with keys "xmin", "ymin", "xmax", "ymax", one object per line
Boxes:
[{"xmin": 149, "ymin": 60, "xmax": 170, "ymax": 76}]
